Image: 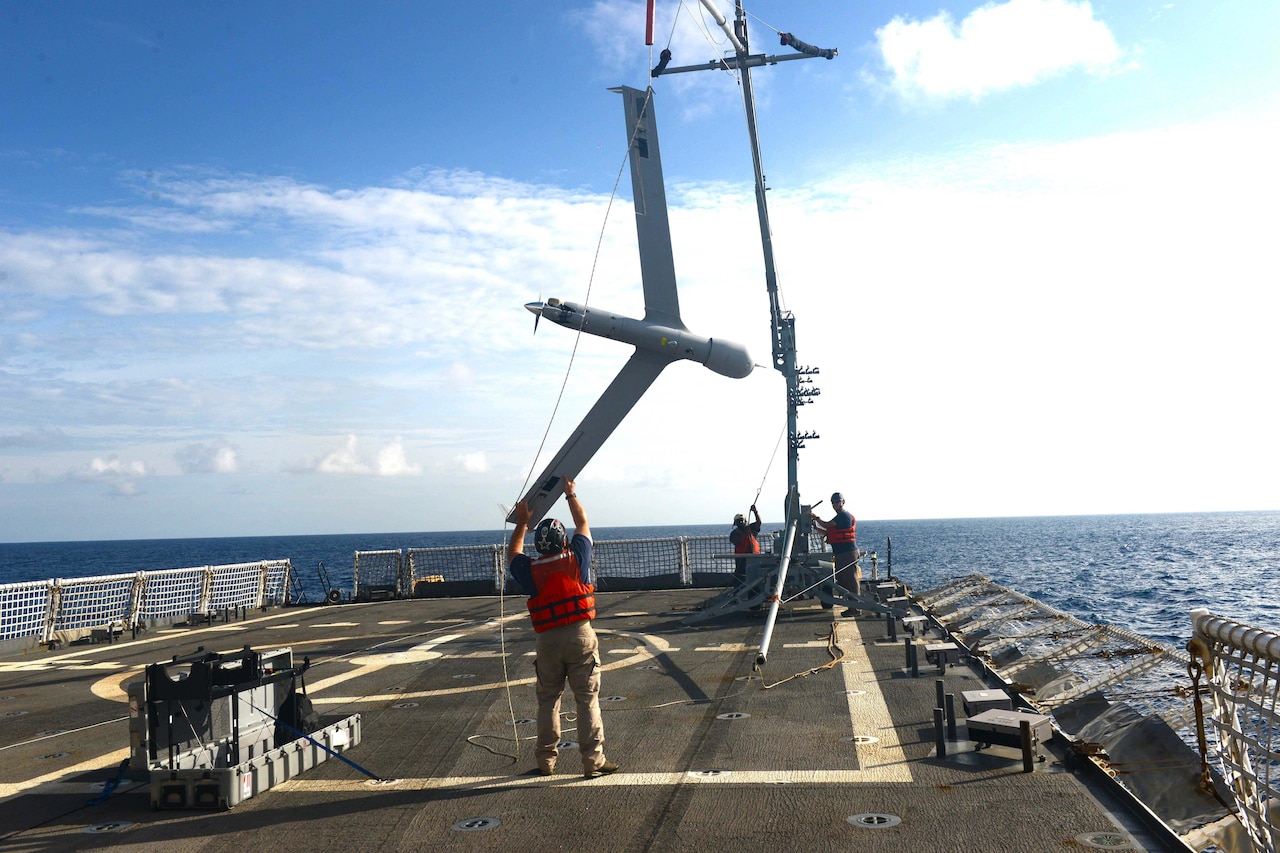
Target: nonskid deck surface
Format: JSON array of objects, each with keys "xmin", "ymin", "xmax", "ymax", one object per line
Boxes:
[{"xmin": 0, "ymin": 590, "xmax": 1160, "ymax": 852}]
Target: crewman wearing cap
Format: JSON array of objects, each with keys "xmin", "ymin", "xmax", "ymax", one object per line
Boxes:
[
  {"xmin": 811, "ymin": 492, "xmax": 860, "ymax": 616},
  {"xmin": 508, "ymin": 477, "xmax": 619, "ymax": 779}
]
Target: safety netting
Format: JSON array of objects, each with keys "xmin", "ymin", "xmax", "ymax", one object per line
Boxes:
[
  {"xmin": 354, "ymin": 550, "xmax": 405, "ymax": 599},
  {"xmin": 920, "ymin": 574, "xmax": 1232, "ymax": 843},
  {"xmin": 137, "ymin": 568, "xmax": 206, "ymax": 622},
  {"xmin": 0, "ymin": 561, "xmax": 292, "ymax": 648},
  {"xmin": 51, "ymin": 573, "xmax": 139, "ymax": 642},
  {"xmin": 207, "ymin": 561, "xmax": 268, "ymax": 611},
  {"xmin": 407, "ymin": 545, "xmax": 502, "ymax": 597},
  {"xmin": 0, "ymin": 581, "xmax": 51, "ymax": 642}
]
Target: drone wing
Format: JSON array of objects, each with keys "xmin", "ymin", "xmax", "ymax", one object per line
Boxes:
[
  {"xmin": 508, "ymin": 349, "xmax": 668, "ymax": 527},
  {"xmin": 618, "ymin": 85, "xmax": 682, "ymax": 327}
]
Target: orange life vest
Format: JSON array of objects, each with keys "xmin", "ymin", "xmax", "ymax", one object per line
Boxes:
[
  {"xmin": 732, "ymin": 526, "xmax": 760, "ymax": 554},
  {"xmin": 825, "ymin": 518, "xmax": 857, "ymax": 545},
  {"xmin": 526, "ymin": 550, "xmax": 596, "ymax": 633}
]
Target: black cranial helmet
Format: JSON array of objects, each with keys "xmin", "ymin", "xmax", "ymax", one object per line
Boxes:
[{"xmin": 534, "ymin": 518, "xmax": 568, "ymax": 555}]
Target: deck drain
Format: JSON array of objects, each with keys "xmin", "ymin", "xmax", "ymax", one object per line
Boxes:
[
  {"xmin": 2, "ymin": 710, "xmax": 28, "ymax": 717},
  {"xmin": 716, "ymin": 712, "xmax": 751, "ymax": 720},
  {"xmin": 689, "ymin": 769, "xmax": 731, "ymax": 778},
  {"xmin": 366, "ymin": 778, "xmax": 401, "ymax": 786},
  {"xmin": 761, "ymin": 779, "xmax": 793, "ymax": 785},
  {"xmin": 510, "ymin": 718, "xmax": 535, "ymax": 725},
  {"xmin": 637, "ymin": 665, "xmax": 662, "ymax": 670},
  {"xmin": 841, "ymin": 735, "xmax": 879, "ymax": 745},
  {"xmin": 89, "ymin": 779, "xmax": 132, "ymax": 791},
  {"xmin": 1075, "ymin": 831, "xmax": 1134, "ymax": 849},
  {"xmin": 452, "ymin": 817, "xmax": 501, "ymax": 832},
  {"xmin": 36, "ymin": 729, "xmax": 68, "ymax": 736},
  {"xmin": 453, "ymin": 673, "xmax": 476, "ymax": 680},
  {"xmin": 385, "ymin": 685, "xmax": 405, "ymax": 691},
  {"xmin": 392, "ymin": 702, "xmax": 419, "ymax": 709},
  {"xmin": 37, "ymin": 752, "xmax": 70, "ymax": 760},
  {"xmin": 735, "ymin": 675, "xmax": 760, "ymax": 682},
  {"xmin": 600, "ymin": 695, "xmax": 627, "ymax": 702},
  {"xmin": 848, "ymin": 813, "xmax": 902, "ymax": 829},
  {"xmin": 841, "ymin": 689, "xmax": 867, "ymax": 696},
  {"xmin": 557, "ymin": 740, "xmax": 578, "ymax": 751},
  {"xmin": 83, "ymin": 821, "xmax": 132, "ymax": 834}
]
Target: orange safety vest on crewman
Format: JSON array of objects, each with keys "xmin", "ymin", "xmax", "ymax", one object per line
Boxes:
[
  {"xmin": 733, "ymin": 528, "xmax": 760, "ymax": 555},
  {"xmin": 526, "ymin": 550, "xmax": 596, "ymax": 633},
  {"xmin": 825, "ymin": 519, "xmax": 857, "ymax": 545}
]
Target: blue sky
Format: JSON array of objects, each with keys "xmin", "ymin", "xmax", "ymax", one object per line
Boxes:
[{"xmin": 2, "ymin": 0, "xmax": 1278, "ymax": 542}]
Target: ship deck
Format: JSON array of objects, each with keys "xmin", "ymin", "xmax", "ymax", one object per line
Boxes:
[{"xmin": 0, "ymin": 588, "xmax": 1181, "ymax": 852}]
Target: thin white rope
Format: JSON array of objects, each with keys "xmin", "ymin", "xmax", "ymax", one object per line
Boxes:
[
  {"xmin": 752, "ymin": 420, "xmax": 786, "ymax": 508},
  {"xmin": 495, "ymin": 75, "xmax": 660, "ymax": 767}
]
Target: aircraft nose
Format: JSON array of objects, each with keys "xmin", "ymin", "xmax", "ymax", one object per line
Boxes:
[{"xmin": 524, "ymin": 301, "xmax": 544, "ymax": 316}]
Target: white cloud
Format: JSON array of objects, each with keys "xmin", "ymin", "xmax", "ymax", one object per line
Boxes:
[
  {"xmin": 377, "ymin": 439, "xmax": 421, "ymax": 477},
  {"xmin": 175, "ymin": 441, "xmax": 238, "ymax": 474},
  {"xmin": 311, "ymin": 435, "xmax": 422, "ymax": 477},
  {"xmin": 876, "ymin": 0, "xmax": 1125, "ymax": 101},
  {"xmin": 73, "ymin": 453, "xmax": 148, "ymax": 497},
  {"xmin": 317, "ymin": 435, "xmax": 371, "ymax": 475},
  {"xmin": 86, "ymin": 455, "xmax": 148, "ymax": 477},
  {"xmin": 458, "ymin": 451, "xmax": 491, "ymax": 474}
]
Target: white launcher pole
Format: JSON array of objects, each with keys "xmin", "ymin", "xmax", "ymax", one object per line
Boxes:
[
  {"xmin": 698, "ymin": 0, "xmax": 745, "ymax": 53},
  {"xmin": 755, "ymin": 517, "xmax": 798, "ymax": 668}
]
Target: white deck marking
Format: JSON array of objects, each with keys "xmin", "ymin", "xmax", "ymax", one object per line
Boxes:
[
  {"xmin": 281, "ymin": 768, "xmax": 891, "ymax": 793},
  {"xmin": 838, "ymin": 621, "xmax": 913, "ymax": 782}
]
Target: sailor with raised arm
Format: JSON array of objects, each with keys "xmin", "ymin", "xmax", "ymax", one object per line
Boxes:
[
  {"xmin": 508, "ymin": 477, "xmax": 619, "ymax": 779},
  {"xmin": 811, "ymin": 491, "xmax": 860, "ymax": 615}
]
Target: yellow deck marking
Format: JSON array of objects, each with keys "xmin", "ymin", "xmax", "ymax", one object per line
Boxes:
[
  {"xmin": 0, "ymin": 746, "xmax": 131, "ymax": 803},
  {"xmin": 312, "ymin": 628, "xmax": 673, "ymax": 706}
]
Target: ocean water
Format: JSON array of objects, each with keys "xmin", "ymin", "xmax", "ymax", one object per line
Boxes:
[{"xmin": 1, "ymin": 511, "xmax": 1275, "ymax": 646}]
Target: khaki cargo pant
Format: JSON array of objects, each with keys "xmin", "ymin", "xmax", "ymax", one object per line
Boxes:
[
  {"xmin": 534, "ymin": 619, "xmax": 607, "ymax": 774},
  {"xmin": 835, "ymin": 549, "xmax": 861, "ymax": 598}
]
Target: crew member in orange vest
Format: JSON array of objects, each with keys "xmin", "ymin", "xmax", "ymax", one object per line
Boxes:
[
  {"xmin": 729, "ymin": 504, "xmax": 763, "ymax": 581},
  {"xmin": 508, "ymin": 476, "xmax": 619, "ymax": 779},
  {"xmin": 811, "ymin": 491, "xmax": 861, "ymax": 616}
]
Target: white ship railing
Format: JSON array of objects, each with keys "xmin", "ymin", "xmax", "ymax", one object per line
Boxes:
[
  {"xmin": 388, "ymin": 531, "xmax": 830, "ymax": 598},
  {"xmin": 1, "ymin": 532, "xmax": 832, "ymax": 650},
  {"xmin": 1192, "ymin": 609, "xmax": 1280, "ymax": 853}
]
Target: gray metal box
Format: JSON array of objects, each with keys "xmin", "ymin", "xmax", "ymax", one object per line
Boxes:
[
  {"xmin": 967, "ymin": 708, "xmax": 1052, "ymax": 750},
  {"xmin": 961, "ymin": 689, "xmax": 1012, "ymax": 717}
]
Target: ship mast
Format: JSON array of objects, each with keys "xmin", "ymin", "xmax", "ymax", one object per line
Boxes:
[
  {"xmin": 652, "ymin": 1, "xmax": 829, "ymax": 526},
  {"xmin": 657, "ymin": 4, "xmax": 857, "ymax": 659}
]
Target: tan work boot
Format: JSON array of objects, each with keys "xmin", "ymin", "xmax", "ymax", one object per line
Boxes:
[{"xmin": 583, "ymin": 760, "xmax": 619, "ymax": 779}]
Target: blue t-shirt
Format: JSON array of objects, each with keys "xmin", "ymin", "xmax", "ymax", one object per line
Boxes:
[{"xmin": 508, "ymin": 534, "xmax": 593, "ymax": 596}]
